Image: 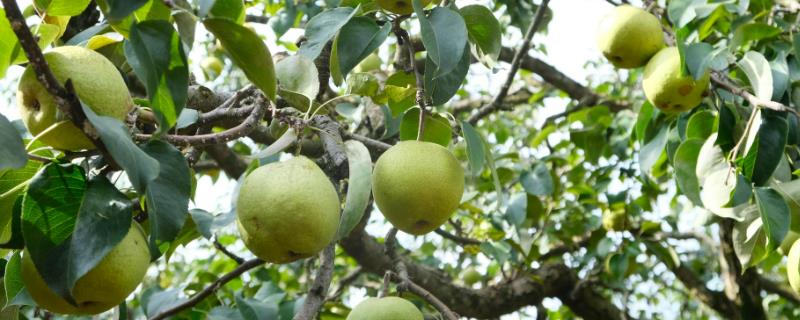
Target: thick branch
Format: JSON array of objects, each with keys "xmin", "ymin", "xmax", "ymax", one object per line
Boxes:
[
  {"xmin": 339, "ymin": 224, "xmax": 625, "ymax": 319},
  {"xmin": 149, "ymin": 258, "xmax": 265, "ymax": 320},
  {"xmin": 293, "ymin": 245, "xmax": 335, "ymax": 320},
  {"xmin": 467, "ymin": 0, "xmax": 550, "ymax": 124}
]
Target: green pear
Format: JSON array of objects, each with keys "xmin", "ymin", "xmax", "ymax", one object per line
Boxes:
[
  {"xmin": 788, "ymin": 238, "xmax": 800, "ymax": 294},
  {"xmin": 21, "ymin": 223, "xmax": 150, "ymax": 315},
  {"xmin": 602, "ymin": 208, "xmax": 628, "ymax": 232},
  {"xmin": 643, "ymin": 47, "xmax": 710, "ymax": 113},
  {"xmin": 346, "ymin": 297, "xmax": 424, "ymax": 320},
  {"xmin": 377, "ymin": 0, "xmax": 431, "ymax": 15},
  {"xmin": 236, "ymin": 156, "xmax": 340, "ymax": 263},
  {"xmin": 354, "ymin": 53, "xmax": 382, "ymax": 73},
  {"xmin": 16, "ymin": 46, "xmax": 133, "ymax": 151},
  {"xmin": 372, "ymin": 141, "xmax": 464, "ymax": 235},
  {"xmin": 597, "ymin": 5, "xmax": 664, "ymax": 69},
  {"xmin": 201, "ymin": 56, "xmax": 224, "ymax": 79},
  {"xmin": 461, "ymin": 267, "xmax": 482, "ymax": 286}
]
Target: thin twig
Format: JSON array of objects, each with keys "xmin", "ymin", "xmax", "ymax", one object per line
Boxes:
[
  {"xmin": 386, "ymin": 271, "xmax": 459, "ymax": 320},
  {"xmin": 148, "ymin": 259, "xmax": 265, "ymax": 320},
  {"xmin": 712, "ymin": 72, "xmax": 800, "ymax": 117},
  {"xmin": 27, "ymin": 153, "xmax": 52, "ymax": 163},
  {"xmin": 326, "ymin": 266, "xmax": 364, "ymax": 302},
  {"xmin": 435, "ymin": 228, "xmax": 481, "ymax": 245},
  {"xmin": 213, "ymin": 237, "xmax": 245, "ymax": 265},
  {"xmin": 293, "ymin": 244, "xmax": 336, "ymax": 320},
  {"xmin": 394, "ymin": 21, "xmax": 427, "ymax": 140},
  {"xmin": 341, "ymin": 131, "xmax": 391, "ymax": 152},
  {"xmin": 467, "ymin": 0, "xmax": 551, "ymax": 124}
]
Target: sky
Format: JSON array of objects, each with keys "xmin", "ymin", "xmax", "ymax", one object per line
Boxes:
[{"xmin": 0, "ymin": 1, "xmax": 701, "ymax": 319}]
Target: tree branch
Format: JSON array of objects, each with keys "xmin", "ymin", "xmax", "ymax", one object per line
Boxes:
[
  {"xmin": 387, "ymin": 271, "xmax": 459, "ymax": 320},
  {"xmin": 435, "ymin": 228, "xmax": 481, "ymax": 246},
  {"xmin": 467, "ymin": 0, "xmax": 551, "ymax": 124},
  {"xmin": 293, "ymin": 244, "xmax": 336, "ymax": 320},
  {"xmin": 148, "ymin": 258, "xmax": 265, "ymax": 320},
  {"xmin": 712, "ymin": 72, "xmax": 799, "ymax": 117},
  {"xmin": 759, "ymin": 276, "xmax": 800, "ymax": 305},
  {"xmin": 213, "ymin": 237, "xmax": 245, "ymax": 265}
]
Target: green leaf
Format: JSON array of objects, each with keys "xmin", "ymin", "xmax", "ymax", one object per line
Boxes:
[
  {"xmin": 505, "ymin": 193, "xmax": 527, "ymax": 227},
  {"xmin": 738, "ymin": 50, "xmax": 773, "ymax": 101},
  {"xmin": 188, "ymin": 209, "xmax": 214, "ymax": 239},
  {"xmin": 684, "ymin": 42, "xmax": 713, "ymax": 81},
  {"xmin": 125, "ymin": 20, "xmax": 189, "ymax": 135},
  {"xmin": 424, "ymin": 44, "xmax": 470, "ymax": 106},
  {"xmin": 399, "ymin": 108, "xmax": 452, "ymax": 147},
  {"xmin": 209, "ymin": 0, "xmax": 245, "ymax": 23},
  {"xmin": 275, "ymin": 55, "xmax": 319, "ymax": 102},
  {"xmin": 38, "ymin": 0, "xmax": 92, "ymax": 16},
  {"xmin": 141, "ymin": 140, "xmax": 191, "ymax": 244},
  {"xmin": 67, "ymin": 176, "xmax": 133, "ymax": 293},
  {"xmin": 21, "ymin": 163, "xmax": 85, "ymax": 303},
  {"xmin": 5, "ymin": 251, "xmax": 33, "ymax": 307},
  {"xmin": 297, "ymin": 7, "xmax": 358, "ymax": 60},
  {"xmin": 335, "ymin": 141, "xmax": 372, "ymax": 240},
  {"xmin": 237, "ymin": 296, "xmax": 278, "ymax": 320},
  {"xmin": 742, "ymin": 110, "xmax": 787, "ymax": 186},
  {"xmin": 105, "ymin": 0, "xmax": 149, "ymax": 22},
  {"xmin": 731, "ymin": 23, "xmax": 782, "ymax": 50},
  {"xmin": 770, "ymin": 51, "xmax": 789, "ymax": 101},
  {"xmin": 415, "ymin": 3, "xmax": 468, "ymax": 78},
  {"xmin": 0, "ymin": 9, "xmax": 21, "ymax": 77},
  {"xmin": 520, "ymin": 162, "xmax": 553, "ymax": 197},
  {"xmin": 460, "ymin": 121, "xmax": 485, "ymax": 176},
  {"xmin": 667, "ymin": 0, "xmax": 698, "ymax": 27},
  {"xmin": 639, "ymin": 126, "xmax": 668, "ymax": 175},
  {"xmin": 384, "ymin": 72, "xmax": 416, "ymax": 116},
  {"xmin": 459, "ymin": 5, "xmax": 501, "ymax": 66},
  {"xmin": 673, "ymin": 138, "xmax": 704, "ymax": 206},
  {"xmin": 346, "ymin": 73, "xmax": 380, "ymax": 99},
  {"xmin": 0, "ymin": 115, "xmax": 26, "ymax": 170},
  {"xmin": 754, "ymin": 187, "xmax": 790, "ymax": 250},
  {"xmin": 81, "ymin": 103, "xmax": 159, "ymax": 193},
  {"xmin": 331, "ymin": 17, "xmax": 391, "ymax": 84},
  {"xmin": 205, "ymin": 18, "xmax": 277, "ymax": 101},
  {"xmin": 685, "ymin": 110, "xmax": 716, "ymax": 140}
]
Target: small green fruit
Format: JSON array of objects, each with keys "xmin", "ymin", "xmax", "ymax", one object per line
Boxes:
[
  {"xmin": 461, "ymin": 267, "xmax": 482, "ymax": 285},
  {"xmin": 16, "ymin": 46, "xmax": 132, "ymax": 151},
  {"xmin": 597, "ymin": 5, "xmax": 664, "ymax": 68},
  {"xmin": 201, "ymin": 56, "xmax": 224, "ymax": 79},
  {"xmin": 372, "ymin": 141, "xmax": 465, "ymax": 235},
  {"xmin": 377, "ymin": 0, "xmax": 431, "ymax": 15},
  {"xmin": 602, "ymin": 208, "xmax": 628, "ymax": 232},
  {"xmin": 787, "ymin": 238, "xmax": 800, "ymax": 294},
  {"xmin": 21, "ymin": 223, "xmax": 150, "ymax": 315},
  {"xmin": 643, "ymin": 47, "xmax": 710, "ymax": 113},
  {"xmin": 236, "ymin": 156, "xmax": 340, "ymax": 263},
  {"xmin": 346, "ymin": 297, "xmax": 424, "ymax": 320}
]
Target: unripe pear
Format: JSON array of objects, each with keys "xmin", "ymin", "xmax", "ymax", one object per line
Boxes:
[
  {"xmin": 780, "ymin": 231, "xmax": 800, "ymax": 256},
  {"xmin": 372, "ymin": 141, "xmax": 464, "ymax": 235},
  {"xmin": 201, "ymin": 56, "xmax": 224, "ymax": 79},
  {"xmin": 236, "ymin": 156, "xmax": 340, "ymax": 263},
  {"xmin": 21, "ymin": 223, "xmax": 150, "ymax": 315},
  {"xmin": 643, "ymin": 47, "xmax": 710, "ymax": 113},
  {"xmin": 377, "ymin": 0, "xmax": 431, "ymax": 15},
  {"xmin": 787, "ymin": 238, "xmax": 800, "ymax": 294},
  {"xmin": 346, "ymin": 297, "xmax": 424, "ymax": 320},
  {"xmin": 602, "ymin": 208, "xmax": 628, "ymax": 232},
  {"xmin": 461, "ymin": 267, "xmax": 482, "ymax": 285},
  {"xmin": 16, "ymin": 46, "xmax": 132, "ymax": 151},
  {"xmin": 597, "ymin": 5, "xmax": 665, "ymax": 68}
]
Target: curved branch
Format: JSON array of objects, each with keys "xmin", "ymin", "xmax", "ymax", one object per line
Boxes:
[
  {"xmin": 434, "ymin": 228, "xmax": 481, "ymax": 246},
  {"xmin": 148, "ymin": 258, "xmax": 265, "ymax": 320},
  {"xmin": 136, "ymin": 95, "xmax": 269, "ymax": 147},
  {"xmin": 712, "ymin": 72, "xmax": 799, "ymax": 116},
  {"xmin": 387, "ymin": 271, "xmax": 459, "ymax": 320}
]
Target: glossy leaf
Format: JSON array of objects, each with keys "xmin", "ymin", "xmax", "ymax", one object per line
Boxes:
[
  {"xmin": 81, "ymin": 102, "xmax": 159, "ymax": 193},
  {"xmin": 754, "ymin": 187, "xmax": 790, "ymax": 250},
  {"xmin": 741, "ymin": 110, "xmax": 787, "ymax": 186},
  {"xmin": 205, "ymin": 18, "xmax": 277, "ymax": 101},
  {"xmin": 275, "ymin": 55, "xmax": 319, "ymax": 102},
  {"xmin": 36, "ymin": 0, "xmax": 92, "ymax": 16},
  {"xmin": 460, "ymin": 5, "xmax": 502, "ymax": 66},
  {"xmin": 461, "ymin": 121, "xmax": 485, "ymax": 176},
  {"xmin": 673, "ymin": 138, "xmax": 704, "ymax": 206},
  {"xmin": 415, "ymin": 3, "xmax": 468, "ymax": 79},
  {"xmin": 141, "ymin": 140, "xmax": 191, "ymax": 244},
  {"xmin": 331, "ymin": 17, "xmax": 391, "ymax": 84},
  {"xmin": 424, "ymin": 44, "xmax": 471, "ymax": 106},
  {"xmin": 0, "ymin": 114, "xmax": 26, "ymax": 170},
  {"xmin": 520, "ymin": 163, "xmax": 553, "ymax": 197},
  {"xmin": 298, "ymin": 7, "xmax": 358, "ymax": 60},
  {"xmin": 125, "ymin": 20, "xmax": 189, "ymax": 135},
  {"xmin": 104, "ymin": 0, "xmax": 148, "ymax": 22},
  {"xmin": 335, "ymin": 141, "xmax": 372, "ymax": 240},
  {"xmin": 738, "ymin": 51, "xmax": 773, "ymax": 101}
]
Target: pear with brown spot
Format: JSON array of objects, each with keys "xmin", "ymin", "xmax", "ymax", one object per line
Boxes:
[{"xmin": 643, "ymin": 47, "xmax": 710, "ymax": 113}]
